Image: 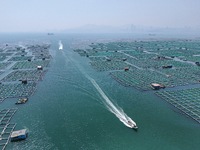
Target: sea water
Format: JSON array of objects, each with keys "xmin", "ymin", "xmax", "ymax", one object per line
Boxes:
[{"xmin": 0, "ymin": 33, "xmax": 199, "ymax": 150}]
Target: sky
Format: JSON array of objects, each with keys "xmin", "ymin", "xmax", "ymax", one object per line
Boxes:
[{"xmin": 0, "ymin": 0, "xmax": 200, "ymax": 32}]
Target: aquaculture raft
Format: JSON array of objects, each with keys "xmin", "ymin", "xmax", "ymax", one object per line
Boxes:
[
  {"xmin": 74, "ymin": 40, "xmax": 200, "ymax": 90},
  {"xmin": 2, "ymin": 70, "xmax": 47, "ymax": 82},
  {"xmin": 15, "ymin": 97, "xmax": 28, "ymax": 104},
  {"xmin": 0, "ymin": 83, "xmax": 37, "ymax": 103},
  {"xmin": 11, "ymin": 60, "xmax": 50, "ymax": 69},
  {"xmin": 155, "ymin": 88, "xmax": 200, "ymax": 124},
  {"xmin": 73, "ymin": 39, "xmax": 200, "ymax": 124},
  {"xmin": 0, "ymin": 42, "xmax": 51, "ymax": 103},
  {"xmin": 0, "ymin": 108, "xmax": 17, "ymax": 150}
]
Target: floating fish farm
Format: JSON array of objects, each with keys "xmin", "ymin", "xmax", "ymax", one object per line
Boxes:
[
  {"xmin": 0, "ymin": 108, "xmax": 17, "ymax": 150},
  {"xmin": 74, "ymin": 39, "xmax": 200, "ymax": 124},
  {"xmin": 0, "ymin": 63, "xmax": 11, "ymax": 70},
  {"xmin": 0, "ymin": 42, "xmax": 51, "ymax": 103},
  {"xmin": 11, "ymin": 60, "xmax": 50, "ymax": 69},
  {"xmin": 0, "ymin": 42, "xmax": 51, "ymax": 147},
  {"xmin": 1, "ymin": 70, "xmax": 46, "ymax": 82},
  {"xmin": 155, "ymin": 88, "xmax": 200, "ymax": 124},
  {"xmin": 0, "ymin": 83, "xmax": 37, "ymax": 103},
  {"xmin": 8, "ymin": 56, "xmax": 33, "ymax": 61}
]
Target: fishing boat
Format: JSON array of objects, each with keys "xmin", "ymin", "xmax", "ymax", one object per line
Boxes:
[
  {"xmin": 11, "ymin": 129, "xmax": 28, "ymax": 142},
  {"xmin": 15, "ymin": 98, "xmax": 28, "ymax": 104}
]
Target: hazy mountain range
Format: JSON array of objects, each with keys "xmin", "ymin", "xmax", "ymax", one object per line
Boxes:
[{"xmin": 57, "ymin": 24, "xmax": 200, "ymax": 35}]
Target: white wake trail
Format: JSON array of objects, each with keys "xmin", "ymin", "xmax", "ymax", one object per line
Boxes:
[
  {"xmin": 86, "ymin": 75, "xmax": 137, "ymax": 129},
  {"xmin": 61, "ymin": 50, "xmax": 137, "ymax": 129},
  {"xmin": 59, "ymin": 41, "xmax": 63, "ymax": 50}
]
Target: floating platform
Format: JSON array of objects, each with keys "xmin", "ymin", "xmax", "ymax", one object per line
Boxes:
[
  {"xmin": 0, "ymin": 42, "xmax": 51, "ymax": 104},
  {"xmin": 10, "ymin": 129, "xmax": 28, "ymax": 142},
  {"xmin": 0, "ymin": 123, "xmax": 16, "ymax": 150},
  {"xmin": 2, "ymin": 70, "xmax": 47, "ymax": 82},
  {"xmin": 0, "ymin": 108, "xmax": 17, "ymax": 150},
  {"xmin": 74, "ymin": 40, "xmax": 200, "ymax": 90},
  {"xmin": 155, "ymin": 88, "xmax": 200, "ymax": 124},
  {"xmin": 15, "ymin": 98, "xmax": 28, "ymax": 104},
  {"xmin": 0, "ymin": 83, "xmax": 37, "ymax": 103},
  {"xmin": 11, "ymin": 60, "xmax": 50, "ymax": 69}
]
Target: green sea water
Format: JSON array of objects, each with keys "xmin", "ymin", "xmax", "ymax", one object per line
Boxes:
[{"xmin": 0, "ymin": 33, "xmax": 199, "ymax": 150}]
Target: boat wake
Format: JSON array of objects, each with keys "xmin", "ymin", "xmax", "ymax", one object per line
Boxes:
[
  {"xmin": 61, "ymin": 49, "xmax": 137, "ymax": 129},
  {"xmin": 87, "ymin": 76, "xmax": 138, "ymax": 129},
  {"xmin": 59, "ymin": 41, "xmax": 63, "ymax": 50}
]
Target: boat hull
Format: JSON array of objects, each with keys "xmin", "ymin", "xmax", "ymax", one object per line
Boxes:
[{"xmin": 119, "ymin": 117, "xmax": 138, "ymax": 129}]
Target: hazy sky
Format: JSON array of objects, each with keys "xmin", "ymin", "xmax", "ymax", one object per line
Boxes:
[{"xmin": 0, "ymin": 0, "xmax": 200, "ymax": 32}]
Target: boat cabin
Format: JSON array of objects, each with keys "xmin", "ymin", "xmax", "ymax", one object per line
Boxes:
[
  {"xmin": 37, "ymin": 66, "xmax": 43, "ymax": 70},
  {"xmin": 124, "ymin": 67, "xmax": 129, "ymax": 71},
  {"xmin": 11, "ymin": 129, "xmax": 28, "ymax": 142},
  {"xmin": 21, "ymin": 79, "xmax": 27, "ymax": 84},
  {"xmin": 151, "ymin": 83, "xmax": 165, "ymax": 90}
]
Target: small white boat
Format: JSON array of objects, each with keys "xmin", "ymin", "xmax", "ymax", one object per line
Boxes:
[{"xmin": 119, "ymin": 116, "xmax": 138, "ymax": 129}]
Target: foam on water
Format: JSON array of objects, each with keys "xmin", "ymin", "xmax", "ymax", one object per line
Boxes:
[
  {"xmin": 61, "ymin": 48, "xmax": 137, "ymax": 128},
  {"xmin": 86, "ymin": 75, "xmax": 137, "ymax": 128},
  {"xmin": 59, "ymin": 41, "xmax": 63, "ymax": 50}
]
